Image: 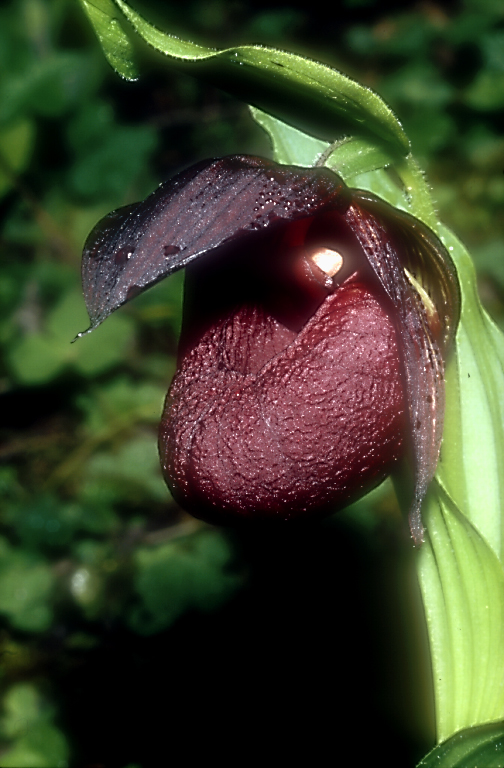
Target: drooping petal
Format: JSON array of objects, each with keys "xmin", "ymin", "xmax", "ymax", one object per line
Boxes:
[
  {"xmin": 79, "ymin": 156, "xmax": 349, "ymax": 335},
  {"xmin": 343, "ymin": 197, "xmax": 460, "ymax": 542}
]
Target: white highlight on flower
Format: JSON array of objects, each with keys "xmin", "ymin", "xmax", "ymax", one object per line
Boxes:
[{"xmin": 310, "ymin": 247, "xmax": 343, "ymax": 277}]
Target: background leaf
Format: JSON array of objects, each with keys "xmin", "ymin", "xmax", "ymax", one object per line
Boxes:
[
  {"xmin": 127, "ymin": 529, "xmax": 241, "ymax": 635},
  {"xmin": 0, "ymin": 538, "xmax": 55, "ymax": 633},
  {"xmin": 0, "ymin": 119, "xmax": 34, "ymax": 199},
  {"xmin": 0, "ymin": 684, "xmax": 69, "ymax": 768}
]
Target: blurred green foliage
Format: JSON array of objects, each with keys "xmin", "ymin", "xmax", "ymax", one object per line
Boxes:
[
  {"xmin": 0, "ymin": 683, "xmax": 69, "ymax": 767},
  {"xmin": 0, "ymin": 0, "xmax": 503, "ymax": 765},
  {"xmin": 127, "ymin": 529, "xmax": 242, "ymax": 634}
]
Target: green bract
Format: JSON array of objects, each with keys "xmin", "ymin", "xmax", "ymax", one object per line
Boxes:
[{"xmin": 78, "ymin": 0, "xmax": 504, "ymax": 761}]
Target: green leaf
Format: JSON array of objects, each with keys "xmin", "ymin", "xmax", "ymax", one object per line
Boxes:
[
  {"xmin": 8, "ymin": 289, "xmax": 135, "ymax": 383},
  {"xmin": 418, "ymin": 721, "xmax": 504, "ymax": 768},
  {"xmin": 249, "ymin": 107, "xmax": 328, "ymax": 167},
  {"xmin": 415, "ymin": 227, "xmax": 504, "ymax": 745},
  {"xmin": 0, "ymin": 723, "xmax": 69, "ymax": 768},
  {"xmin": 0, "ymin": 538, "xmax": 55, "ymax": 633},
  {"xmin": 418, "ymin": 485, "xmax": 504, "ymax": 744},
  {"xmin": 79, "ymin": 377, "xmax": 167, "ymax": 430},
  {"xmin": 66, "ymin": 101, "xmax": 158, "ymax": 200},
  {"xmin": 84, "ymin": 435, "xmax": 169, "ymax": 504},
  {"xmin": 436, "ymin": 228, "xmax": 504, "ymax": 561},
  {"xmin": 81, "ymin": 0, "xmax": 409, "ymax": 155},
  {"xmin": 250, "ymin": 107, "xmax": 396, "ymax": 178},
  {"xmin": 464, "ymin": 70, "xmax": 504, "ymax": 111},
  {"xmin": 1, "ymin": 684, "xmax": 43, "ymax": 738},
  {"xmin": 21, "ymin": 53, "xmax": 99, "ymax": 119},
  {"xmin": 77, "ymin": 0, "xmax": 139, "ymax": 80},
  {"xmin": 0, "ymin": 684, "xmax": 69, "ymax": 768},
  {"xmin": 72, "ymin": 311, "xmax": 134, "ymax": 376},
  {"xmin": 8, "ymin": 332, "xmax": 69, "ymax": 385}
]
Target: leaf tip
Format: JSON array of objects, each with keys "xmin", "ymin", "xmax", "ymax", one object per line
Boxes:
[{"xmin": 71, "ymin": 325, "xmax": 96, "ymax": 343}]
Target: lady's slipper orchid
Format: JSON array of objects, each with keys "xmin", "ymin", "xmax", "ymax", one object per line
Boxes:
[{"xmin": 80, "ymin": 155, "xmax": 460, "ymax": 544}]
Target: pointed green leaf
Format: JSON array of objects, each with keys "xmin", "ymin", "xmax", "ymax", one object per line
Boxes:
[
  {"xmin": 78, "ymin": 0, "xmax": 139, "ymax": 80},
  {"xmin": 250, "ymin": 107, "xmax": 396, "ymax": 178},
  {"xmin": 84, "ymin": 0, "xmax": 409, "ymax": 155},
  {"xmin": 249, "ymin": 107, "xmax": 328, "ymax": 167},
  {"xmin": 418, "ymin": 485, "xmax": 504, "ymax": 744}
]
